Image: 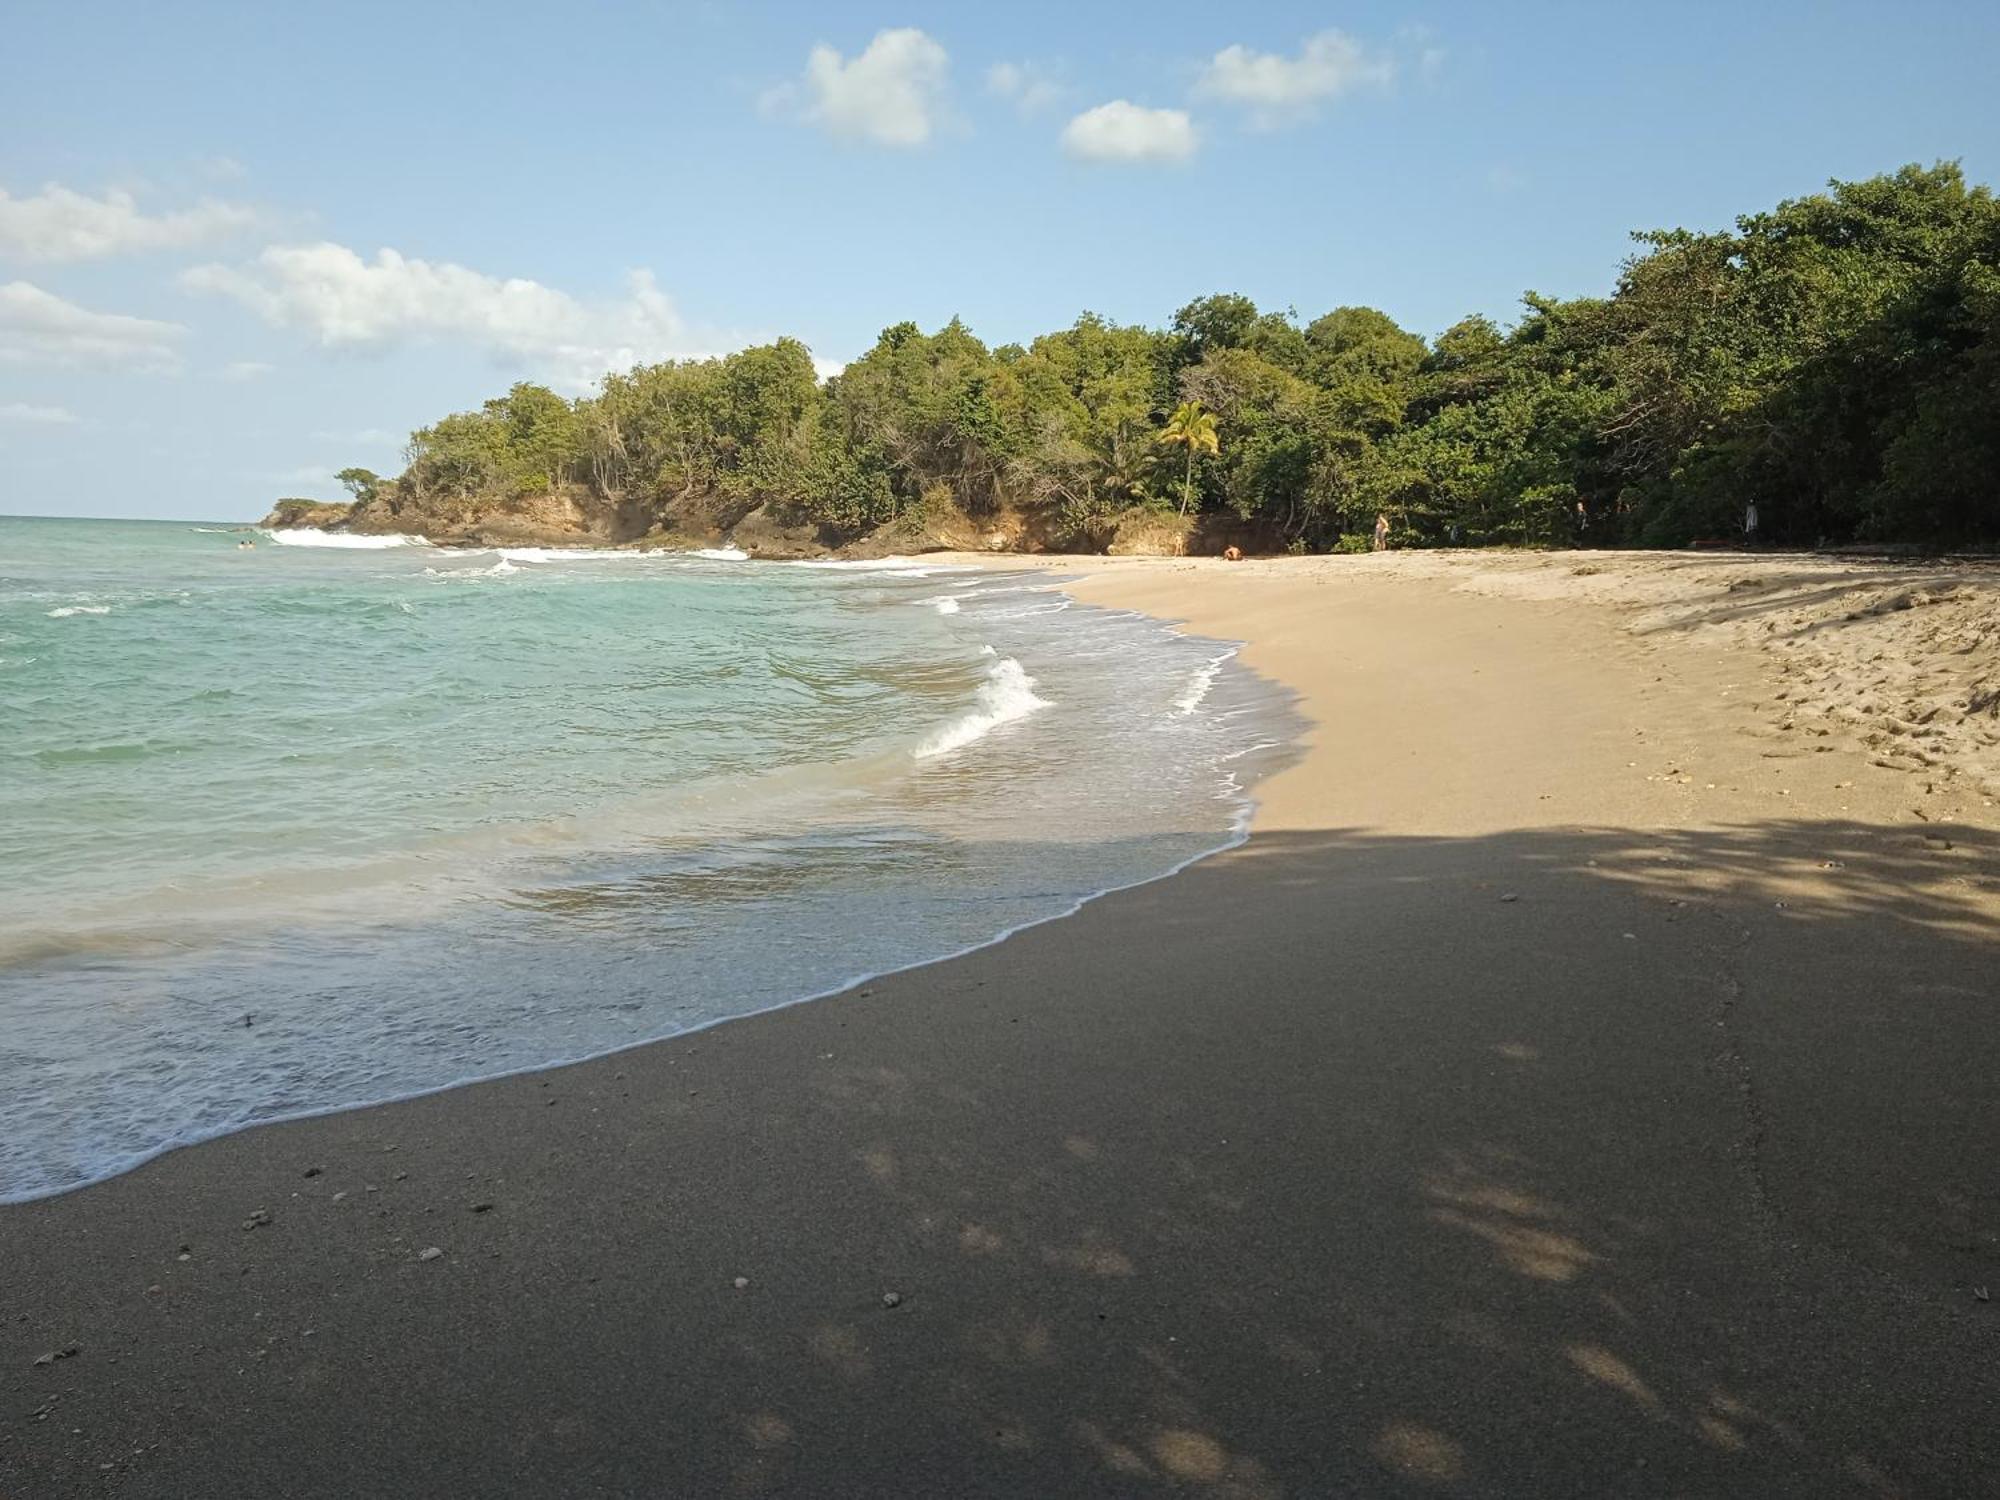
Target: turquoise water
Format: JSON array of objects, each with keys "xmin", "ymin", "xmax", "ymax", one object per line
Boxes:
[{"xmin": 0, "ymin": 516, "xmax": 1297, "ymax": 1200}]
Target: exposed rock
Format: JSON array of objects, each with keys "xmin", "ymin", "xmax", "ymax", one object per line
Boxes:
[
  {"xmin": 1105, "ymin": 508, "xmax": 1195, "ymax": 557},
  {"xmin": 258, "ymin": 498, "xmax": 352, "ymax": 530},
  {"xmin": 258, "ymin": 477, "xmax": 1280, "ymax": 560},
  {"xmin": 725, "ymin": 502, "xmax": 829, "ymax": 560}
]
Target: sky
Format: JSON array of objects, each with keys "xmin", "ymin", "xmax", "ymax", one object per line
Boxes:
[{"xmin": 3, "ymin": 0, "xmax": 1996, "ymax": 522}]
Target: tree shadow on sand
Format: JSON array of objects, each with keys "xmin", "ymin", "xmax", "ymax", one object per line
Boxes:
[
  {"xmin": 681, "ymin": 819, "xmax": 1999, "ymax": 1496},
  {"xmin": 3, "ymin": 820, "xmax": 1995, "ymax": 1498}
]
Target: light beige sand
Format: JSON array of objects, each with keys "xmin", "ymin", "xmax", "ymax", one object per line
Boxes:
[{"xmin": 947, "ymin": 547, "xmax": 2000, "ymax": 827}]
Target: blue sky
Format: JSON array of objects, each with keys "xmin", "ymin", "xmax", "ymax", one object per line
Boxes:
[{"xmin": 4, "ymin": 0, "xmax": 1996, "ymax": 521}]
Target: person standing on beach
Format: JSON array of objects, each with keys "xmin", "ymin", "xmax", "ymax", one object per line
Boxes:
[
  {"xmin": 1373, "ymin": 512, "xmax": 1389, "ymax": 552},
  {"xmin": 1744, "ymin": 502, "xmax": 1760, "ymax": 544}
]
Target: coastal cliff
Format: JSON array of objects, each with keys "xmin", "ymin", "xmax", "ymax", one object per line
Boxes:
[{"xmin": 258, "ymin": 484, "xmax": 1233, "ymax": 557}]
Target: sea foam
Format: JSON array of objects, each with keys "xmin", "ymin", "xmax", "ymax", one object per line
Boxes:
[
  {"xmin": 1172, "ymin": 650, "xmax": 1238, "ymax": 715},
  {"xmin": 913, "ymin": 656, "xmax": 1050, "ymax": 757},
  {"xmin": 263, "ymin": 528, "xmax": 428, "ymax": 549},
  {"xmin": 47, "ymin": 605, "xmax": 111, "ymax": 618}
]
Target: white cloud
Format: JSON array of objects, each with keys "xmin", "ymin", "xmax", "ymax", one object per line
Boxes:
[
  {"xmin": 0, "ymin": 400, "xmax": 80, "ymax": 425},
  {"xmin": 986, "ymin": 60, "xmax": 1063, "ymax": 116},
  {"xmin": 1196, "ymin": 30, "xmax": 1394, "ymax": 126},
  {"xmin": 1060, "ymin": 102, "xmax": 1197, "ymax": 165},
  {"xmin": 0, "ymin": 183, "xmax": 257, "ymax": 263},
  {"xmin": 182, "ymin": 242, "xmax": 715, "ymax": 388},
  {"xmin": 0, "ymin": 281, "xmax": 185, "ymax": 370},
  {"xmin": 766, "ymin": 28, "xmax": 950, "ymax": 147},
  {"xmin": 220, "ymin": 359, "xmax": 276, "ymax": 381}
]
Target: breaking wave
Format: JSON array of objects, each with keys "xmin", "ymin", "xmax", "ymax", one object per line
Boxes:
[
  {"xmin": 913, "ymin": 656, "xmax": 1049, "ymax": 758},
  {"xmin": 262, "ymin": 529, "xmax": 428, "ymax": 549}
]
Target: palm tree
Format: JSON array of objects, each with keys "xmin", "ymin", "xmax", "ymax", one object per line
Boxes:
[{"xmin": 1158, "ymin": 401, "xmax": 1220, "ymax": 517}]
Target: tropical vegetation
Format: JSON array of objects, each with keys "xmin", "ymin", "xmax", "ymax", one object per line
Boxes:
[{"xmin": 350, "ymin": 164, "xmax": 2000, "ymax": 551}]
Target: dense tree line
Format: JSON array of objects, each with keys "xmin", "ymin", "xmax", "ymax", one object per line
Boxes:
[{"xmin": 366, "ymin": 164, "xmax": 1999, "ymax": 550}]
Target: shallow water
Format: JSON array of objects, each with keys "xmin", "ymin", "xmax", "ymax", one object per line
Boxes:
[{"xmin": 0, "ymin": 516, "xmax": 1300, "ymax": 1200}]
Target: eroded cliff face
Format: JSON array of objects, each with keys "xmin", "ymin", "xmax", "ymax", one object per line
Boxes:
[
  {"xmin": 257, "ymin": 483, "xmax": 820, "ymax": 554},
  {"xmin": 260, "ymin": 498, "xmax": 356, "ymax": 530},
  {"xmin": 258, "ymin": 484, "xmax": 1263, "ymax": 558},
  {"xmin": 340, "ymin": 484, "xmax": 642, "ymax": 547}
]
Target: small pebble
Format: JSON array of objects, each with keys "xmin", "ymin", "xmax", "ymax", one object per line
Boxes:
[
  {"xmin": 1498, "ymin": 893, "xmax": 1519, "ymax": 903},
  {"xmin": 733, "ymin": 1277, "xmax": 750, "ymax": 1290},
  {"xmin": 882, "ymin": 1291, "xmax": 903, "ymax": 1309},
  {"xmin": 418, "ymin": 1247, "xmax": 443, "ymax": 1263},
  {"xmin": 302, "ymin": 1166, "xmax": 323, "ymax": 1179}
]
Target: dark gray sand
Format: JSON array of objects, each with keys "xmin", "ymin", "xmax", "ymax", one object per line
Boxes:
[{"xmin": 4, "ymin": 562, "xmax": 1995, "ymax": 1497}]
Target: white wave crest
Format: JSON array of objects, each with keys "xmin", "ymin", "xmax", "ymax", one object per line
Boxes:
[
  {"xmin": 1172, "ymin": 650, "xmax": 1237, "ymax": 715},
  {"xmin": 790, "ymin": 557, "xmax": 974, "ymax": 576},
  {"xmin": 491, "ymin": 545, "xmax": 657, "ymax": 563},
  {"xmin": 262, "ymin": 528, "xmax": 428, "ymax": 549},
  {"xmin": 485, "ymin": 560, "xmax": 520, "ymax": 575},
  {"xmin": 913, "ymin": 657, "xmax": 1049, "ymax": 758},
  {"xmin": 47, "ymin": 605, "xmax": 111, "ymax": 618},
  {"xmin": 918, "ymin": 595, "xmax": 961, "ymax": 615},
  {"xmin": 688, "ymin": 547, "xmax": 749, "ymax": 561}
]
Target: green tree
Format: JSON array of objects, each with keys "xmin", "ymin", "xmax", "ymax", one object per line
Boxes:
[{"xmin": 1158, "ymin": 401, "xmax": 1220, "ymax": 517}]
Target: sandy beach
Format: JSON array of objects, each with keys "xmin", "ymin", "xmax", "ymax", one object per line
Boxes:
[{"xmin": 4, "ymin": 550, "xmax": 1997, "ymax": 1497}]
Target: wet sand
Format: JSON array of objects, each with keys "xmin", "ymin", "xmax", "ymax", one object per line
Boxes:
[{"xmin": 4, "ymin": 551, "xmax": 1997, "ymax": 1497}]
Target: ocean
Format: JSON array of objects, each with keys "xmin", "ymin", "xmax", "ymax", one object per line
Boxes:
[{"xmin": 0, "ymin": 515, "xmax": 1299, "ymax": 1201}]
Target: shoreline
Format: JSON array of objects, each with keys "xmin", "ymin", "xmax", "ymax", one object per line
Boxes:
[
  {"xmin": 5, "ymin": 551, "xmax": 1997, "ymax": 1495},
  {"xmin": 2, "ymin": 550, "xmax": 1293, "ymax": 1206}
]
